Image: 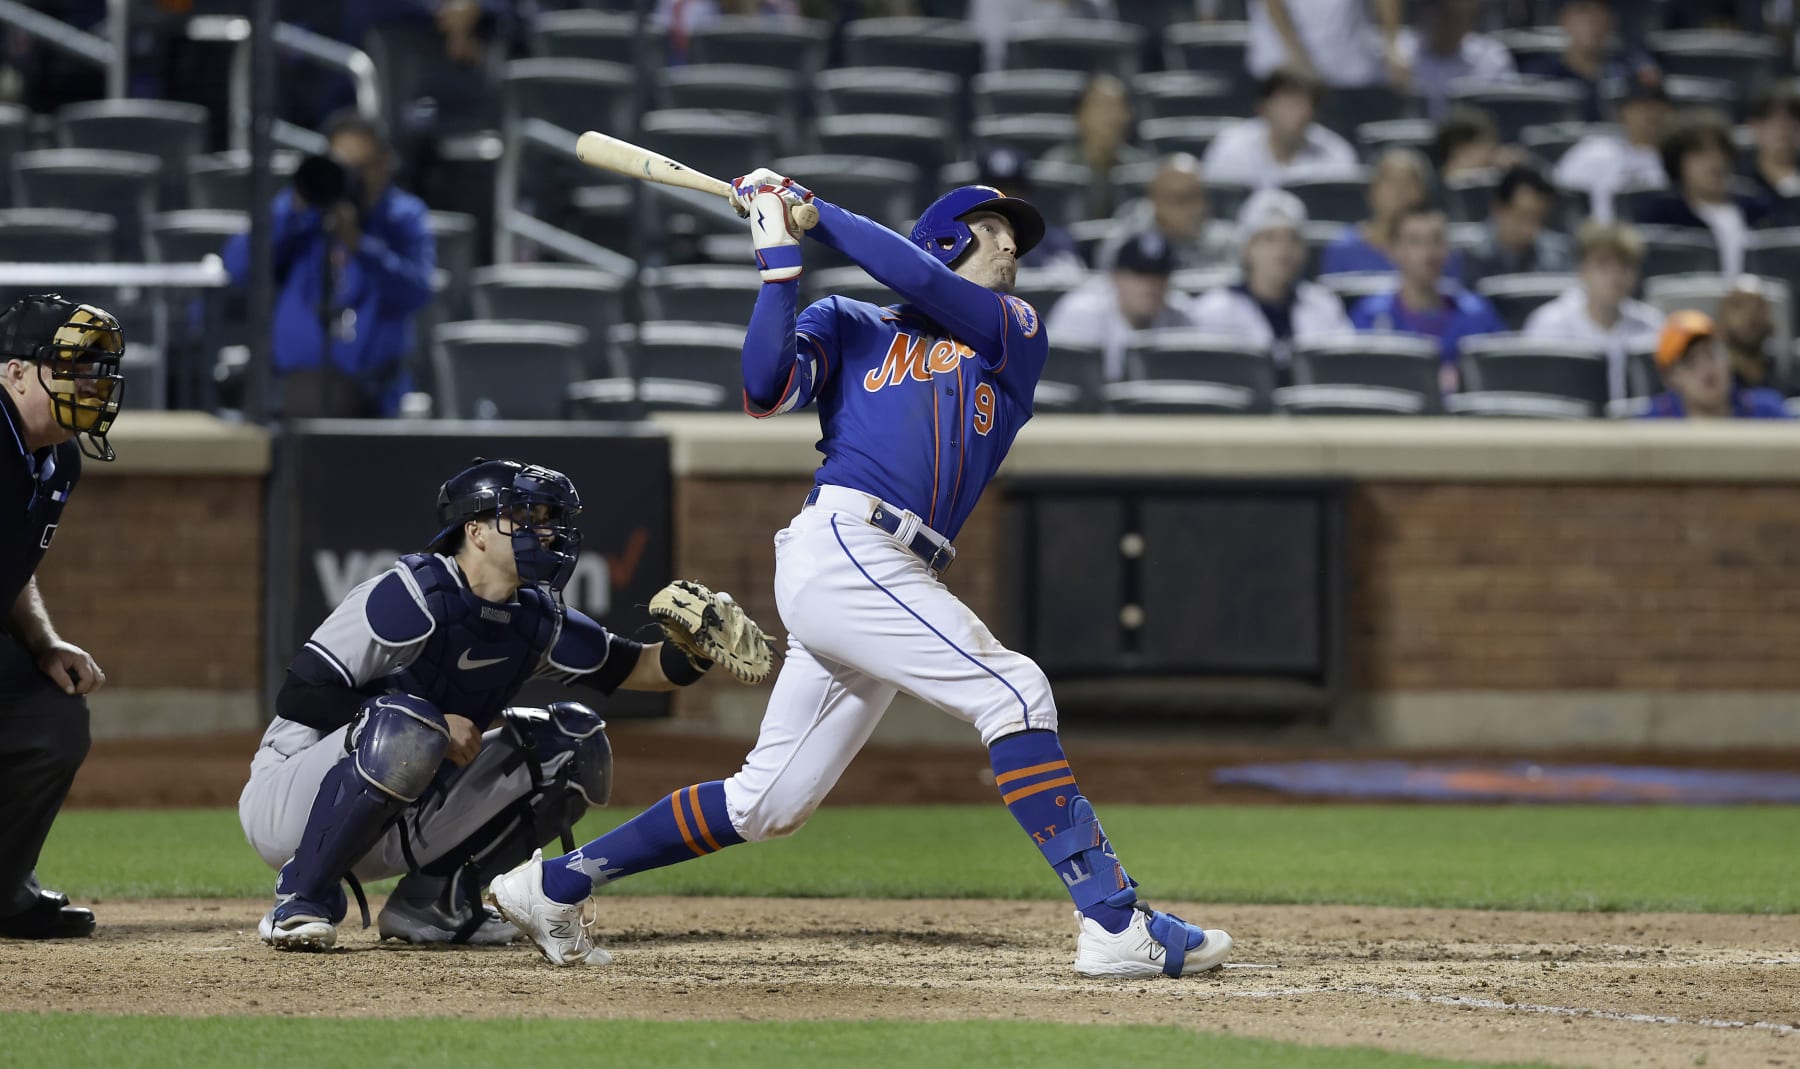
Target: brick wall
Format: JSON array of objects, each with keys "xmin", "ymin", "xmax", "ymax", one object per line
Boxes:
[
  {"xmin": 31, "ymin": 475, "xmax": 263, "ymax": 690},
  {"xmin": 1350, "ymin": 484, "xmax": 1800, "ymax": 691}
]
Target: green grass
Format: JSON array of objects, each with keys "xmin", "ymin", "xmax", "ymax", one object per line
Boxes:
[
  {"xmin": 46, "ymin": 804, "xmax": 1799, "ymax": 913},
  {"xmin": 0, "ymin": 1014, "xmax": 1553, "ymax": 1069}
]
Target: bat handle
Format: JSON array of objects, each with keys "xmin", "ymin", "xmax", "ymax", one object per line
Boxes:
[{"xmin": 791, "ymin": 201, "xmax": 819, "ymax": 232}]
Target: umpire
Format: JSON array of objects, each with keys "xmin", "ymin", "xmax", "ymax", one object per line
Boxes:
[{"xmin": 0, "ymin": 293, "xmax": 125, "ymax": 940}]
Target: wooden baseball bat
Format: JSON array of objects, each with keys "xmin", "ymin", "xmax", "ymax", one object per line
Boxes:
[{"xmin": 574, "ymin": 130, "xmax": 819, "ymax": 231}]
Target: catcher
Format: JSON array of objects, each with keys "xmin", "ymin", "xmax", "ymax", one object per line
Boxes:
[{"xmin": 237, "ymin": 457, "xmax": 771, "ymax": 950}]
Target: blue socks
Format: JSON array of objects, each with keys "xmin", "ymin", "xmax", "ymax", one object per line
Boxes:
[
  {"xmin": 539, "ymin": 780, "xmax": 744, "ymax": 905},
  {"xmin": 989, "ymin": 730, "xmax": 1137, "ymax": 934}
]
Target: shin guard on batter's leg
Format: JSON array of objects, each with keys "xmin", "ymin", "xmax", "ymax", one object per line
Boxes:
[
  {"xmin": 540, "ymin": 781, "xmax": 744, "ymax": 904},
  {"xmin": 988, "ymin": 730, "xmax": 1137, "ymax": 934}
]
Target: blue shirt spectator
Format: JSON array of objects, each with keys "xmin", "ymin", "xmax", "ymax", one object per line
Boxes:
[
  {"xmin": 223, "ymin": 112, "xmax": 435, "ymax": 418},
  {"xmin": 1641, "ymin": 389, "xmax": 1792, "ymax": 419},
  {"xmin": 1348, "ymin": 207, "xmax": 1505, "ymax": 389},
  {"xmin": 1520, "ymin": 0, "xmax": 1660, "ymax": 123},
  {"xmin": 1319, "ymin": 148, "xmax": 1463, "ymax": 279}
]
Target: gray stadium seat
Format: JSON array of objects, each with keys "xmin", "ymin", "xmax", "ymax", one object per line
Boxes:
[
  {"xmin": 1122, "ymin": 330, "xmax": 1277, "ymax": 413},
  {"xmin": 626, "ymin": 321, "xmax": 747, "ymax": 410},
  {"xmin": 1291, "ymin": 332, "xmax": 1443, "ymax": 412},
  {"xmin": 428, "ymin": 211, "xmax": 479, "ymax": 321},
  {"xmin": 1037, "ymin": 341, "xmax": 1106, "ymax": 412},
  {"xmin": 531, "ymin": 10, "xmax": 660, "ymax": 66},
  {"xmin": 1006, "ymin": 19, "xmax": 1144, "ymax": 81},
  {"xmin": 662, "ymin": 66, "xmax": 801, "ymax": 152},
  {"xmin": 970, "ymin": 114, "xmax": 1077, "ymax": 161},
  {"xmin": 643, "ymin": 265, "xmax": 762, "ymax": 324},
  {"xmin": 1103, "ymin": 380, "xmax": 1259, "ymax": 413},
  {"xmin": 433, "ymin": 321, "xmax": 589, "ymax": 420},
  {"xmin": 1138, "ymin": 117, "xmax": 1235, "ymax": 161},
  {"xmin": 638, "ymin": 110, "xmax": 776, "ymax": 191},
  {"xmin": 0, "ymin": 208, "xmax": 116, "ymax": 262},
  {"xmin": 1316, "ymin": 271, "xmax": 1398, "ymax": 315},
  {"xmin": 1318, "ymin": 86, "xmax": 1415, "ymax": 138},
  {"xmin": 11, "ymin": 149, "xmax": 160, "ymax": 259},
  {"xmin": 185, "ymin": 150, "xmax": 300, "ymax": 212},
  {"xmin": 1643, "ymin": 273, "xmax": 1792, "ymax": 357},
  {"xmin": 1068, "ymin": 218, "xmax": 1120, "ymax": 265},
  {"xmin": 147, "ymin": 210, "xmax": 246, "ymax": 263},
  {"xmin": 504, "ymin": 58, "xmax": 635, "ymax": 138},
  {"xmin": 1445, "ymin": 391, "xmax": 1594, "ymax": 419},
  {"xmin": 1475, "ymin": 272, "xmax": 1577, "ymax": 331},
  {"xmin": 1647, "ymin": 30, "xmax": 1779, "ymax": 104},
  {"xmin": 1654, "ymin": 75, "xmax": 1739, "ymax": 115},
  {"xmin": 687, "ymin": 17, "xmax": 829, "ymax": 79},
  {"xmin": 1443, "ymin": 169, "xmax": 1500, "ymax": 225},
  {"xmin": 1282, "ymin": 171, "xmax": 1372, "ymax": 225},
  {"xmin": 1611, "ymin": 184, "xmax": 1667, "ymax": 225},
  {"xmin": 56, "ymin": 99, "xmax": 207, "ymax": 209},
  {"xmin": 1745, "ymin": 229, "xmax": 1800, "ymax": 291},
  {"xmin": 1355, "ymin": 119, "xmax": 1437, "ymax": 163},
  {"xmin": 775, "ymin": 155, "xmax": 917, "ymax": 230},
  {"xmin": 807, "ymin": 266, "xmax": 893, "ymax": 308},
  {"xmin": 939, "ymin": 158, "xmax": 1091, "ymax": 233},
  {"xmin": 1457, "ymin": 334, "xmax": 1610, "ymax": 409},
  {"xmin": 1273, "ymin": 383, "xmax": 1428, "ymax": 415},
  {"xmin": 1132, "ymin": 71, "xmax": 1241, "ymax": 122},
  {"xmin": 1635, "ymin": 225, "xmax": 1722, "ymax": 277},
  {"xmin": 1520, "ymin": 122, "xmax": 1614, "ymax": 168},
  {"xmin": 814, "ymin": 116, "xmax": 950, "ymax": 206},
  {"xmin": 817, "ymin": 68, "xmax": 960, "ymax": 128},
  {"xmin": 365, "ymin": 20, "xmax": 500, "ymax": 137},
  {"xmin": 1163, "ymin": 21, "xmax": 1251, "ymax": 78},
  {"xmin": 1448, "ymin": 81, "xmax": 1584, "ymax": 141},
  {"xmin": 841, "ymin": 18, "xmax": 983, "ymax": 87},
  {"xmin": 1170, "ymin": 266, "xmax": 1242, "ymax": 299},
  {"xmin": 470, "ymin": 263, "xmax": 628, "ymax": 376},
  {"xmin": 974, "ymin": 70, "xmax": 1088, "ymax": 118},
  {"xmin": 565, "ymin": 376, "xmax": 645, "ymax": 421}
]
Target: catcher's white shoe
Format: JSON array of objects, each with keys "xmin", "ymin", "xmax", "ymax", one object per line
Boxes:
[
  {"xmin": 1073, "ymin": 907, "xmax": 1232, "ymax": 978},
  {"xmin": 257, "ymin": 905, "xmax": 337, "ymax": 951},
  {"xmin": 485, "ymin": 850, "xmax": 612, "ymax": 967},
  {"xmin": 377, "ymin": 895, "xmax": 519, "ymax": 946}
]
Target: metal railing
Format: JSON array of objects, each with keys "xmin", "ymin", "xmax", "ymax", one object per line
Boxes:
[
  {"xmin": 493, "ymin": 116, "xmax": 640, "ymax": 276},
  {"xmin": 186, "ymin": 16, "xmax": 380, "ymax": 155},
  {"xmin": 0, "ymin": 0, "xmax": 128, "ymax": 98}
]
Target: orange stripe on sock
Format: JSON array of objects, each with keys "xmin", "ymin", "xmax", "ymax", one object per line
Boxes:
[
  {"xmin": 687, "ymin": 784, "xmax": 723, "ymax": 853},
  {"xmin": 993, "ymin": 759, "xmax": 1070, "ymax": 788},
  {"xmin": 671, "ymin": 790, "xmax": 707, "ymax": 856},
  {"xmin": 1001, "ymin": 775, "xmax": 1077, "ymax": 806}
]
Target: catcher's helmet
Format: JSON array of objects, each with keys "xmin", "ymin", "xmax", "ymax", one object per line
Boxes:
[
  {"xmin": 426, "ymin": 458, "xmax": 583, "ymax": 591},
  {"xmin": 910, "ymin": 185, "xmax": 1045, "ymax": 267},
  {"xmin": 0, "ymin": 292, "xmax": 125, "ymax": 461}
]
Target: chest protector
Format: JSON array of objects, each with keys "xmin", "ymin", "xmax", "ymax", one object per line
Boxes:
[{"xmin": 377, "ymin": 553, "xmax": 558, "ymax": 730}]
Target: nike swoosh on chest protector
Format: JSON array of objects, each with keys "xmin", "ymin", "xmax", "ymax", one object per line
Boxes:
[{"xmin": 457, "ymin": 649, "xmax": 510, "ymax": 670}]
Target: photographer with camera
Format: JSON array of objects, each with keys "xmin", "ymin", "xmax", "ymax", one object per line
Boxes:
[{"xmin": 222, "ymin": 111, "xmax": 436, "ymax": 418}]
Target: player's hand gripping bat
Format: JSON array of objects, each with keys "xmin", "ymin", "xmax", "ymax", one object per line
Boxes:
[{"xmin": 574, "ymin": 131, "xmax": 818, "ymax": 231}]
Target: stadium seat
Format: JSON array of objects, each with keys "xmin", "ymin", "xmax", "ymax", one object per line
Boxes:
[
  {"xmin": 1444, "ymin": 391, "xmax": 1594, "ymax": 419},
  {"xmin": 1635, "ymin": 226, "xmax": 1722, "ymax": 277},
  {"xmin": 969, "ymin": 114, "xmax": 1077, "ymax": 161},
  {"xmin": 1457, "ymin": 334, "xmax": 1610, "ymax": 409},
  {"xmin": 365, "ymin": 20, "xmax": 500, "ymax": 137},
  {"xmin": 565, "ymin": 376, "xmax": 645, "ymax": 422},
  {"xmin": 11, "ymin": 149, "xmax": 161, "ymax": 259},
  {"xmin": 531, "ymin": 10, "xmax": 660, "ymax": 66},
  {"xmin": 687, "ymin": 17, "xmax": 829, "ymax": 79},
  {"xmin": 1443, "ymin": 169, "xmax": 1500, "ymax": 225},
  {"xmin": 1108, "ymin": 160, "xmax": 1162, "ymax": 207},
  {"xmin": 1643, "ymin": 272, "xmax": 1792, "ymax": 357},
  {"xmin": 1006, "ymin": 19, "xmax": 1144, "ymax": 81},
  {"xmin": 806, "ymin": 266, "xmax": 893, "ymax": 308},
  {"xmin": 662, "ymin": 66, "xmax": 801, "ymax": 152},
  {"xmin": 0, "ymin": 208, "xmax": 116, "ymax": 262},
  {"xmin": 639, "ymin": 110, "xmax": 777, "ymax": 189},
  {"xmin": 1476, "ymin": 272, "xmax": 1578, "ymax": 331},
  {"xmin": 1170, "ymin": 266, "xmax": 1243, "ymax": 300},
  {"xmin": 1316, "ymin": 271, "xmax": 1398, "ymax": 315},
  {"xmin": 974, "ymin": 70, "xmax": 1088, "ymax": 118},
  {"xmin": 817, "ymin": 68, "xmax": 960, "ymax": 128},
  {"xmin": 1646, "ymin": 30, "xmax": 1779, "ymax": 105},
  {"xmin": 1447, "ymin": 81, "xmax": 1583, "ymax": 141},
  {"xmin": 504, "ymin": 58, "xmax": 635, "ymax": 138},
  {"xmin": 1283, "ymin": 172, "xmax": 1371, "ymax": 225},
  {"xmin": 1010, "ymin": 266, "xmax": 1091, "ymax": 314},
  {"xmin": 1163, "ymin": 22, "xmax": 1251, "ymax": 78},
  {"xmin": 1104, "ymin": 380, "xmax": 1259, "ymax": 413},
  {"xmin": 777, "ymin": 155, "xmax": 918, "ymax": 230},
  {"xmin": 1139, "ymin": 117, "xmax": 1235, "ymax": 160},
  {"xmin": 643, "ymin": 265, "xmax": 762, "ymax": 324},
  {"xmin": 841, "ymin": 18, "xmax": 983, "ymax": 87},
  {"xmin": 626, "ymin": 321, "xmax": 748, "ymax": 409},
  {"xmin": 56, "ymin": 99, "xmax": 207, "ymax": 209},
  {"xmin": 1624, "ymin": 342, "xmax": 1660, "ymax": 398},
  {"xmin": 428, "ymin": 212, "xmax": 479, "ymax": 322},
  {"xmin": 470, "ymin": 264, "xmax": 628, "ymax": 376},
  {"xmin": 185, "ymin": 150, "xmax": 300, "ymax": 212},
  {"xmin": 1355, "ymin": 118, "xmax": 1437, "ymax": 163},
  {"xmin": 1744, "ymin": 229, "xmax": 1800, "ymax": 291},
  {"xmin": 1037, "ymin": 341, "xmax": 1106, "ymax": 412},
  {"xmin": 815, "ymin": 116, "xmax": 951, "ymax": 207},
  {"xmin": 1132, "ymin": 71, "xmax": 1240, "ymax": 121},
  {"xmin": 1291, "ymin": 332, "xmax": 1443, "ymax": 412},
  {"xmin": 941, "ymin": 158, "xmax": 1092, "ymax": 232},
  {"xmin": 1274, "ymin": 383, "xmax": 1427, "ymax": 415},
  {"xmin": 146, "ymin": 210, "xmax": 246, "ymax": 263},
  {"xmin": 1122, "ymin": 330, "xmax": 1278, "ymax": 413},
  {"xmin": 433, "ymin": 321, "xmax": 589, "ymax": 420},
  {"xmin": 1317, "ymin": 86, "xmax": 1416, "ymax": 138},
  {"xmin": 1519, "ymin": 122, "xmax": 1615, "ymax": 168},
  {"xmin": 1609, "ymin": 184, "xmax": 1667, "ymax": 226},
  {"xmin": 1655, "ymin": 75, "xmax": 1739, "ymax": 116}
]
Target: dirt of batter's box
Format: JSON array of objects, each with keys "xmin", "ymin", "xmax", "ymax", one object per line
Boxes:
[
  {"xmin": 66, "ymin": 725, "xmax": 1800, "ymax": 809},
  {"xmin": 2, "ymin": 898, "xmax": 1793, "ymax": 1069}
]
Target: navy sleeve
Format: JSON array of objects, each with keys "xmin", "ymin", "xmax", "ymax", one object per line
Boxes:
[
  {"xmin": 576, "ymin": 634, "xmax": 643, "ymax": 696},
  {"xmin": 275, "ymin": 648, "xmax": 371, "ymax": 733}
]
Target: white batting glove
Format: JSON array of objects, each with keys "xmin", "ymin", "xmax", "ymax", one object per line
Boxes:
[
  {"xmin": 729, "ymin": 168, "xmax": 813, "ymax": 218},
  {"xmin": 748, "ymin": 190, "xmax": 803, "ymax": 282}
]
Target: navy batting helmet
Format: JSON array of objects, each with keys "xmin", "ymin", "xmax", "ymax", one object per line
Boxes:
[
  {"xmin": 910, "ymin": 185, "xmax": 1046, "ymax": 267},
  {"xmin": 426, "ymin": 457, "xmax": 583, "ymax": 591}
]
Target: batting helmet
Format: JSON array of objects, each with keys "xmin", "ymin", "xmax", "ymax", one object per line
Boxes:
[
  {"xmin": 426, "ymin": 457, "xmax": 584, "ymax": 591},
  {"xmin": 910, "ymin": 185, "xmax": 1046, "ymax": 267},
  {"xmin": 0, "ymin": 292, "xmax": 125, "ymax": 462}
]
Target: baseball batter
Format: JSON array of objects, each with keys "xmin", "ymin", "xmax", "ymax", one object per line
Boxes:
[
  {"xmin": 240, "ymin": 458, "xmax": 771, "ymax": 950},
  {"xmin": 489, "ymin": 176, "xmax": 1233, "ymax": 977}
]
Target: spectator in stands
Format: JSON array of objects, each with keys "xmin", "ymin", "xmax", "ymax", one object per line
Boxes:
[
  {"xmin": 975, "ymin": 148, "xmax": 1083, "ymax": 270},
  {"xmin": 1189, "ymin": 189, "xmax": 1352, "ymax": 372},
  {"xmin": 222, "ymin": 112, "xmax": 436, "ymax": 419},
  {"xmin": 1349, "ymin": 206, "xmax": 1505, "ymax": 392},
  {"xmin": 1431, "ymin": 107, "xmax": 1502, "ymax": 182},
  {"xmin": 971, "ymin": 0, "xmax": 1117, "ymax": 71},
  {"xmin": 1096, "ymin": 154, "xmax": 1236, "ymax": 272},
  {"xmin": 1642, "ymin": 310, "xmax": 1792, "ymax": 419},
  {"xmin": 1394, "ymin": 0, "xmax": 1516, "ymax": 120},
  {"xmin": 1744, "ymin": 84, "xmax": 1800, "ymax": 226},
  {"xmin": 1201, "ymin": 67, "xmax": 1358, "ymax": 190},
  {"xmin": 1639, "ymin": 112, "xmax": 1774, "ymax": 277},
  {"xmin": 1041, "ymin": 73, "xmax": 1149, "ymax": 221},
  {"xmin": 657, "ymin": 0, "xmax": 803, "ymax": 63},
  {"xmin": 1555, "ymin": 82, "xmax": 1672, "ymax": 221},
  {"xmin": 1462, "ymin": 165, "xmax": 1573, "ymax": 285},
  {"xmin": 1321, "ymin": 148, "xmax": 1437, "ymax": 274},
  {"xmin": 1522, "ymin": 0, "xmax": 1661, "ymax": 123},
  {"xmin": 1247, "ymin": 0, "xmax": 1407, "ymax": 90},
  {"xmin": 1714, "ymin": 283, "xmax": 1782, "ymax": 392},
  {"xmin": 1522, "ymin": 221, "xmax": 1663, "ymax": 401},
  {"xmin": 1046, "ymin": 231, "xmax": 1194, "ymax": 382}
]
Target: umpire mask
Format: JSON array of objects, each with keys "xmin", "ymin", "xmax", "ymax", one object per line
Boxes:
[{"xmin": 0, "ymin": 294, "xmax": 125, "ymax": 462}]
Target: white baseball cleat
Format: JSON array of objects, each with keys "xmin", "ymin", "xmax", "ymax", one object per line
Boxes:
[
  {"xmin": 257, "ymin": 905, "xmax": 337, "ymax": 952},
  {"xmin": 377, "ymin": 896, "xmax": 519, "ymax": 946},
  {"xmin": 485, "ymin": 850, "xmax": 612, "ymax": 967},
  {"xmin": 1073, "ymin": 907, "xmax": 1233, "ymax": 978}
]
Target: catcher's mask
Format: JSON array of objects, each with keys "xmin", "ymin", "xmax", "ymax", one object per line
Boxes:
[
  {"xmin": 426, "ymin": 457, "xmax": 584, "ymax": 591},
  {"xmin": 0, "ymin": 293, "xmax": 125, "ymax": 461}
]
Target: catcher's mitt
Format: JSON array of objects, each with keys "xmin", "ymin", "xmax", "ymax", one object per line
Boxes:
[{"xmin": 648, "ymin": 580, "xmax": 776, "ymax": 685}]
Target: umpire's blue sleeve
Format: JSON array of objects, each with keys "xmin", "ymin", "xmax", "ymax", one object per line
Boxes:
[{"xmin": 741, "ymin": 283, "xmax": 834, "ymax": 417}]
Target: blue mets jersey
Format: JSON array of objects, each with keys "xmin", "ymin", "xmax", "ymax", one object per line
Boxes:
[{"xmin": 740, "ymin": 200, "xmax": 1049, "ymax": 541}]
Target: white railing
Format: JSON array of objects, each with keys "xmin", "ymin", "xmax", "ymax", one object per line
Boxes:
[{"xmin": 186, "ymin": 16, "xmax": 380, "ymax": 154}]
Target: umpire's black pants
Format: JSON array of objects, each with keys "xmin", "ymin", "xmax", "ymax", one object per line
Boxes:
[{"xmin": 0, "ymin": 630, "xmax": 90, "ymax": 917}]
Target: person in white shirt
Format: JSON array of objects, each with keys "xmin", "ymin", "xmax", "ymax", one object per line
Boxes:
[
  {"xmin": 1095, "ymin": 153, "xmax": 1238, "ymax": 272},
  {"xmin": 1188, "ymin": 188, "xmax": 1353, "ymax": 372},
  {"xmin": 1046, "ymin": 230, "xmax": 1194, "ymax": 382},
  {"xmin": 1554, "ymin": 82, "xmax": 1672, "ymax": 221},
  {"xmin": 1521, "ymin": 220, "xmax": 1664, "ymax": 400},
  {"xmin": 1201, "ymin": 67, "xmax": 1359, "ymax": 189},
  {"xmin": 1395, "ymin": 0, "xmax": 1517, "ymax": 120},
  {"xmin": 1248, "ymin": 0, "xmax": 1406, "ymax": 90},
  {"xmin": 1638, "ymin": 112, "xmax": 1776, "ymax": 277}
]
